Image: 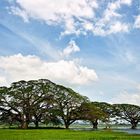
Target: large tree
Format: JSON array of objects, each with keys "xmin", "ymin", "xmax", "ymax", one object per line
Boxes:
[
  {"xmin": 0, "ymin": 79, "xmax": 56, "ymax": 129},
  {"xmin": 114, "ymin": 104, "xmax": 140, "ymax": 129},
  {"xmin": 53, "ymin": 85, "xmax": 88, "ymax": 129},
  {"xmin": 29, "ymin": 79, "xmax": 57, "ymax": 128},
  {"xmin": 0, "ymin": 79, "xmax": 88, "ymax": 129},
  {"xmin": 0, "ymin": 86, "xmax": 15, "ymax": 126}
]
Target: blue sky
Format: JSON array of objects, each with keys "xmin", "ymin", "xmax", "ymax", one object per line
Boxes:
[{"xmin": 0, "ymin": 0, "xmax": 140, "ymax": 105}]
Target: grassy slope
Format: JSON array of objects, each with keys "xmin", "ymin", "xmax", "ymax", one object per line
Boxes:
[{"xmin": 0, "ymin": 129, "xmax": 140, "ymax": 140}]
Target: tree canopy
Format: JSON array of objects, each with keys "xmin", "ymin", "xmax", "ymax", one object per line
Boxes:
[
  {"xmin": 0, "ymin": 79, "xmax": 140, "ymax": 129},
  {"xmin": 0, "ymin": 79, "xmax": 88, "ymax": 129},
  {"xmin": 113, "ymin": 104, "xmax": 140, "ymax": 129}
]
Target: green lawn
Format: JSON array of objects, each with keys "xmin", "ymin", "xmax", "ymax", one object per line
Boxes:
[{"xmin": 0, "ymin": 129, "xmax": 140, "ymax": 140}]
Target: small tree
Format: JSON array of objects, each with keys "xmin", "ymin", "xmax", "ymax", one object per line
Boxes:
[
  {"xmin": 92, "ymin": 102, "xmax": 115, "ymax": 129},
  {"xmin": 79, "ymin": 102, "xmax": 107, "ymax": 129}
]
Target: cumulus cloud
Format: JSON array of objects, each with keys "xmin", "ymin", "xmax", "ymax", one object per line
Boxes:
[
  {"xmin": 8, "ymin": 0, "xmax": 132, "ymax": 36},
  {"xmin": 61, "ymin": 40, "xmax": 80, "ymax": 57},
  {"xmin": 134, "ymin": 15, "xmax": 140, "ymax": 29},
  {"xmin": 10, "ymin": 0, "xmax": 97, "ymax": 23},
  {"xmin": 0, "ymin": 54, "xmax": 98, "ymax": 86}
]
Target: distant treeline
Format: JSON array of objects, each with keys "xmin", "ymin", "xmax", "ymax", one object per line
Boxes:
[{"xmin": 0, "ymin": 79, "xmax": 140, "ymax": 129}]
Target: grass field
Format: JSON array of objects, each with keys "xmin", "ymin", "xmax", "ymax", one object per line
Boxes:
[{"xmin": 0, "ymin": 129, "xmax": 140, "ymax": 140}]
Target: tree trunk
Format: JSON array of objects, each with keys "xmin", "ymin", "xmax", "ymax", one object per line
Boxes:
[
  {"xmin": 21, "ymin": 121, "xmax": 28, "ymax": 129},
  {"xmin": 92, "ymin": 119, "xmax": 98, "ymax": 129},
  {"xmin": 131, "ymin": 122, "xmax": 138, "ymax": 129},
  {"xmin": 34, "ymin": 121, "xmax": 39, "ymax": 128},
  {"xmin": 64, "ymin": 122, "xmax": 70, "ymax": 129},
  {"xmin": 20, "ymin": 114, "xmax": 29, "ymax": 129}
]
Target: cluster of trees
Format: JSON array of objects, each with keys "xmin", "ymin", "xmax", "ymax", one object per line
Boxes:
[{"xmin": 0, "ymin": 79, "xmax": 140, "ymax": 129}]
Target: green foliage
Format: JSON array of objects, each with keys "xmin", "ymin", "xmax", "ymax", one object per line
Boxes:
[
  {"xmin": 78, "ymin": 102, "xmax": 108, "ymax": 129},
  {"xmin": 1, "ymin": 79, "xmax": 140, "ymax": 130},
  {"xmin": 0, "ymin": 79, "xmax": 58, "ymax": 128},
  {"xmin": 52, "ymin": 84, "xmax": 89, "ymax": 128},
  {"xmin": 80, "ymin": 102, "xmax": 107, "ymax": 120},
  {"xmin": 113, "ymin": 104, "xmax": 140, "ymax": 129},
  {"xmin": 0, "ymin": 79, "xmax": 88, "ymax": 129}
]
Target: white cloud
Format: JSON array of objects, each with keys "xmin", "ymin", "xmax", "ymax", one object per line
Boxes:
[
  {"xmin": 121, "ymin": 0, "xmax": 132, "ymax": 5},
  {"xmin": 137, "ymin": 84, "xmax": 140, "ymax": 90},
  {"xmin": 92, "ymin": 22, "xmax": 129, "ymax": 36},
  {"xmin": 61, "ymin": 40, "xmax": 80, "ymax": 57},
  {"xmin": 0, "ymin": 54, "xmax": 98, "ymax": 86},
  {"xmin": 9, "ymin": 0, "xmax": 132, "ymax": 36},
  {"xmin": 83, "ymin": 21, "xmax": 94, "ymax": 31},
  {"xmin": 92, "ymin": 0, "xmax": 131, "ymax": 36},
  {"xmin": 112, "ymin": 91, "xmax": 140, "ymax": 106},
  {"xmin": 134, "ymin": 15, "xmax": 140, "ymax": 29},
  {"xmin": 10, "ymin": 0, "xmax": 97, "ymax": 23},
  {"xmin": 0, "ymin": 76, "xmax": 8, "ymax": 86},
  {"xmin": 9, "ymin": 6, "xmax": 29, "ymax": 22},
  {"xmin": 60, "ymin": 18, "xmax": 78, "ymax": 36},
  {"xmin": 109, "ymin": 22, "xmax": 129, "ymax": 34}
]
